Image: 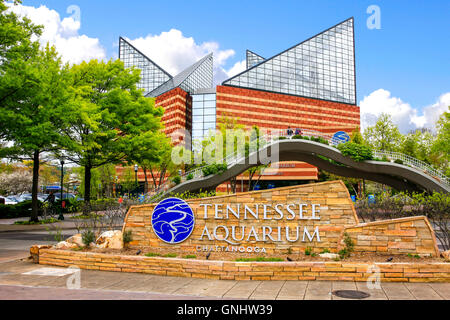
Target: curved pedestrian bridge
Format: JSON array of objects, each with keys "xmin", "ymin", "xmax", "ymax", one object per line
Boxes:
[{"xmin": 156, "ymin": 138, "xmax": 449, "ymax": 198}]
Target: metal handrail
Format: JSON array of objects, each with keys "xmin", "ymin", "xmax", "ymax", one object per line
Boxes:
[
  {"xmin": 373, "ymin": 150, "xmax": 449, "ymax": 187},
  {"xmin": 148, "ymin": 129, "xmax": 449, "ymax": 201}
]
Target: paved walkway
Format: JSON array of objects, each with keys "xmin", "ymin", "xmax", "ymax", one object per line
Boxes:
[{"xmin": 0, "ymin": 259, "xmax": 448, "ymax": 300}]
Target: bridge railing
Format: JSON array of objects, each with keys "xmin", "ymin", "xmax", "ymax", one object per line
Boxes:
[
  {"xmin": 373, "ymin": 150, "xmax": 449, "ymax": 187},
  {"xmin": 148, "ymin": 129, "xmax": 449, "ymax": 201}
]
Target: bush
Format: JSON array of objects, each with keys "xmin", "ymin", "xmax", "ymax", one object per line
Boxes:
[
  {"xmin": 394, "ymin": 159, "xmax": 404, "ymax": 165},
  {"xmin": 171, "ymin": 176, "xmax": 181, "ymax": 185},
  {"xmin": 123, "ymin": 230, "xmax": 133, "ymax": 246},
  {"xmin": 0, "ymin": 200, "xmax": 34, "ymax": 219},
  {"xmin": 81, "ymin": 229, "xmax": 95, "ymax": 247},
  {"xmin": 277, "ymin": 136, "xmax": 287, "ymax": 140},
  {"xmin": 292, "ymin": 135, "xmax": 311, "ymax": 141},
  {"xmin": 145, "ymin": 252, "xmax": 161, "ymax": 257},
  {"xmin": 355, "ymin": 192, "xmax": 450, "ymax": 251},
  {"xmin": 14, "ymin": 218, "xmax": 58, "ymax": 225},
  {"xmin": 338, "ymin": 233, "xmax": 354, "ymax": 259},
  {"xmin": 55, "ymin": 198, "xmax": 83, "ymax": 214},
  {"xmin": 201, "ymin": 163, "xmax": 227, "ymax": 176},
  {"xmin": 337, "ymin": 142, "xmax": 373, "ymax": 162},
  {"xmin": 186, "ymin": 173, "xmax": 194, "ymax": 181},
  {"xmin": 172, "ymin": 190, "xmax": 216, "ymax": 200}
]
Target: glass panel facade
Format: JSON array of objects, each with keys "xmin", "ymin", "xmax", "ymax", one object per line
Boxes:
[
  {"xmin": 179, "ymin": 54, "xmax": 214, "ymax": 94},
  {"xmin": 246, "ymin": 50, "xmax": 265, "ymax": 69},
  {"xmin": 191, "ymin": 93, "xmax": 217, "ymax": 142},
  {"xmin": 148, "ymin": 53, "xmax": 214, "ymax": 97},
  {"xmin": 119, "ymin": 37, "xmax": 172, "ymax": 94},
  {"xmin": 223, "ymin": 18, "xmax": 356, "ymax": 105}
]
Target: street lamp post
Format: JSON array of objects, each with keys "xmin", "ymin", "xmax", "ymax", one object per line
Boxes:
[
  {"xmin": 134, "ymin": 164, "xmax": 138, "ymax": 195},
  {"xmin": 59, "ymin": 159, "xmax": 65, "ymax": 220}
]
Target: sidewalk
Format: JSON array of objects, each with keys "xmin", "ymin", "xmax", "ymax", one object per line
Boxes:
[
  {"xmin": 0, "ymin": 214, "xmax": 122, "ymax": 233},
  {"xmin": 0, "ymin": 259, "xmax": 448, "ymax": 300},
  {"xmin": 0, "ymin": 220, "xmax": 79, "ymax": 233}
]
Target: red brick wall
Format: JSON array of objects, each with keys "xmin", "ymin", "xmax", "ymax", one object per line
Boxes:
[
  {"xmin": 155, "ymin": 87, "xmax": 192, "ymax": 145},
  {"xmin": 216, "ymin": 85, "xmax": 360, "ymax": 134},
  {"xmin": 215, "ymin": 86, "xmax": 360, "ymax": 184}
]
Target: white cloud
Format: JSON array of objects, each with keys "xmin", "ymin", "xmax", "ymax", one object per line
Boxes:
[
  {"xmin": 360, "ymin": 89, "xmax": 450, "ymax": 133},
  {"xmin": 226, "ymin": 60, "xmax": 246, "ymax": 78},
  {"xmin": 7, "ymin": 4, "xmax": 106, "ymax": 64},
  {"xmin": 412, "ymin": 93, "xmax": 450, "ymax": 129},
  {"xmin": 126, "ymin": 29, "xmax": 243, "ymax": 86}
]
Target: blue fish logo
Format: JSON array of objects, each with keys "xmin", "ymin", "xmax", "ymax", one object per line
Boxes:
[
  {"xmin": 151, "ymin": 198, "xmax": 195, "ymax": 244},
  {"xmin": 332, "ymin": 131, "xmax": 350, "ymax": 144}
]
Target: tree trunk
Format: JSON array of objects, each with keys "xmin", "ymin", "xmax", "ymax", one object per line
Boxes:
[
  {"xmin": 143, "ymin": 167, "xmax": 148, "ymax": 194},
  {"xmin": 30, "ymin": 150, "xmax": 40, "ymax": 222},
  {"xmin": 84, "ymin": 165, "xmax": 92, "ymax": 213}
]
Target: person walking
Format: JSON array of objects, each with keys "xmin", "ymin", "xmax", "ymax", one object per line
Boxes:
[
  {"xmin": 44, "ymin": 191, "xmax": 56, "ymax": 216},
  {"xmin": 287, "ymin": 126, "xmax": 293, "ymax": 137}
]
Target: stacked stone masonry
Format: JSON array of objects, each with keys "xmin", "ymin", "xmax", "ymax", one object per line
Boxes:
[
  {"xmin": 122, "ymin": 181, "xmax": 440, "ymax": 258},
  {"xmin": 36, "ymin": 249, "xmax": 450, "ymax": 282}
]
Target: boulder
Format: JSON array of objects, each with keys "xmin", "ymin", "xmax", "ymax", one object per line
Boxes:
[
  {"xmin": 66, "ymin": 234, "xmax": 83, "ymax": 247},
  {"xmin": 30, "ymin": 245, "xmax": 53, "ymax": 263},
  {"xmin": 54, "ymin": 241, "xmax": 78, "ymax": 250},
  {"xmin": 96, "ymin": 230, "xmax": 123, "ymax": 249},
  {"xmin": 442, "ymin": 250, "xmax": 450, "ymax": 261},
  {"xmin": 319, "ymin": 253, "xmax": 340, "ymax": 260}
]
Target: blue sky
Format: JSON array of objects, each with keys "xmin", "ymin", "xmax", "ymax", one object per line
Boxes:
[{"xmin": 16, "ymin": 0, "xmax": 450, "ymax": 132}]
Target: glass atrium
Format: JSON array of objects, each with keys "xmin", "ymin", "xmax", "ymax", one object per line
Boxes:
[
  {"xmin": 223, "ymin": 18, "xmax": 356, "ymax": 105},
  {"xmin": 119, "ymin": 37, "xmax": 172, "ymax": 95},
  {"xmin": 191, "ymin": 91, "xmax": 217, "ymax": 143}
]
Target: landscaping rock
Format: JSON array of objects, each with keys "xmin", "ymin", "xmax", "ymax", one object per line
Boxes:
[
  {"xmin": 442, "ymin": 250, "xmax": 450, "ymax": 261},
  {"xmin": 66, "ymin": 234, "xmax": 83, "ymax": 247},
  {"xmin": 54, "ymin": 241, "xmax": 78, "ymax": 250},
  {"xmin": 319, "ymin": 253, "xmax": 340, "ymax": 259},
  {"xmin": 30, "ymin": 245, "xmax": 53, "ymax": 263},
  {"xmin": 96, "ymin": 230, "xmax": 123, "ymax": 249}
]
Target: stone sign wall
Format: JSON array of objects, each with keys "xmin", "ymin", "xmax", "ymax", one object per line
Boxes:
[{"xmin": 123, "ymin": 180, "xmax": 440, "ymax": 257}]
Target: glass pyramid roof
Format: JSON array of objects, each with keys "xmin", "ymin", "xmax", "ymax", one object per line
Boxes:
[
  {"xmin": 119, "ymin": 37, "xmax": 172, "ymax": 95},
  {"xmin": 147, "ymin": 53, "xmax": 214, "ymax": 97},
  {"xmin": 223, "ymin": 18, "xmax": 356, "ymax": 105},
  {"xmin": 246, "ymin": 50, "xmax": 265, "ymax": 69}
]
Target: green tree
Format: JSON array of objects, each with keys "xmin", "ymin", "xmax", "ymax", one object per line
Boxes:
[
  {"xmin": 0, "ymin": 45, "xmax": 72, "ymax": 222},
  {"xmin": 432, "ymin": 107, "xmax": 450, "ymax": 175},
  {"xmin": 120, "ymin": 166, "xmax": 136, "ymax": 194},
  {"xmin": 62, "ymin": 59, "xmax": 164, "ymax": 208},
  {"xmin": 364, "ymin": 113, "xmax": 404, "ymax": 151},
  {"xmin": 350, "ymin": 127, "xmax": 365, "ymax": 145},
  {"xmin": 141, "ymin": 136, "xmax": 176, "ymax": 193}
]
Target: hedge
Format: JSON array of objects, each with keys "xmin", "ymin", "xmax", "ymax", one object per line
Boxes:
[
  {"xmin": 337, "ymin": 142, "xmax": 373, "ymax": 162},
  {"xmin": 0, "ymin": 200, "xmax": 34, "ymax": 219}
]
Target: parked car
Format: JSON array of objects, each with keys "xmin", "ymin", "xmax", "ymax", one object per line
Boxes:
[
  {"xmin": 54, "ymin": 193, "xmax": 83, "ymax": 201},
  {"xmin": 17, "ymin": 193, "xmax": 46, "ymax": 203},
  {"xmin": 0, "ymin": 196, "xmax": 17, "ymax": 205},
  {"xmin": 6, "ymin": 196, "xmax": 20, "ymax": 204}
]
